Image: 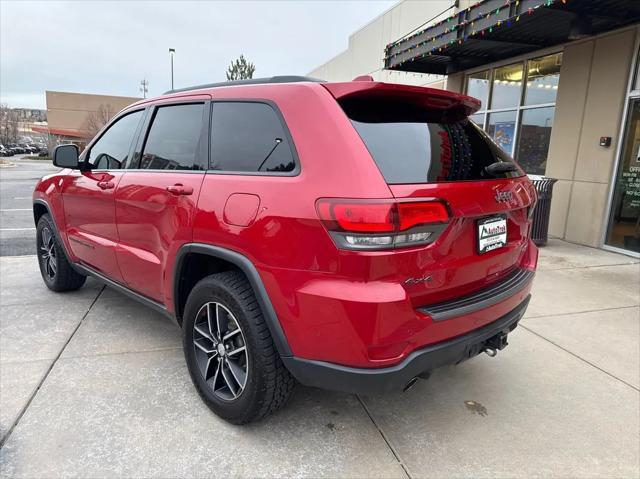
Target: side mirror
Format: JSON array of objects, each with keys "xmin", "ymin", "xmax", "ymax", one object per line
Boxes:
[{"xmin": 53, "ymin": 144, "xmax": 80, "ymax": 169}]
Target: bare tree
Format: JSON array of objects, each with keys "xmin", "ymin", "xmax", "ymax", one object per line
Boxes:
[
  {"xmin": 84, "ymin": 103, "xmax": 115, "ymax": 139},
  {"xmin": 38, "ymin": 130, "xmax": 58, "ymax": 155},
  {"xmin": 0, "ymin": 104, "xmax": 19, "ymax": 145}
]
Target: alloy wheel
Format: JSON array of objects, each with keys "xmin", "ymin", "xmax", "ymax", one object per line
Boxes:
[
  {"xmin": 39, "ymin": 227, "xmax": 57, "ymax": 279},
  {"xmin": 193, "ymin": 301, "xmax": 249, "ymax": 401}
]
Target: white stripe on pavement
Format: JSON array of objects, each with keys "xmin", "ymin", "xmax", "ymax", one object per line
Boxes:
[
  {"xmin": 0, "ymin": 227, "xmax": 36, "ymax": 231},
  {"xmin": 1, "ymin": 209, "xmax": 31, "ymax": 211}
]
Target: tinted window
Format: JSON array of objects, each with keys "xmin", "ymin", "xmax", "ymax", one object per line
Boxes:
[
  {"xmin": 210, "ymin": 102, "xmax": 295, "ymax": 173},
  {"xmin": 88, "ymin": 110, "xmax": 144, "ymax": 169},
  {"xmin": 342, "ymin": 98, "xmax": 521, "ymax": 184},
  {"xmin": 515, "ymin": 106, "xmax": 556, "ymax": 175},
  {"xmin": 140, "ymin": 104, "xmax": 204, "ymax": 170}
]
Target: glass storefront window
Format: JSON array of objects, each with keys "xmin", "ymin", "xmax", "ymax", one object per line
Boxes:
[
  {"xmin": 605, "ymin": 99, "xmax": 640, "ymax": 253},
  {"xmin": 487, "ymin": 110, "xmax": 517, "ymax": 155},
  {"xmin": 469, "ymin": 113, "xmax": 485, "ymax": 128},
  {"xmin": 490, "ymin": 63, "xmax": 523, "ymax": 110},
  {"xmin": 525, "ymin": 53, "xmax": 562, "ymax": 105},
  {"xmin": 465, "ymin": 52, "xmax": 562, "ymax": 174},
  {"xmin": 515, "ymin": 107, "xmax": 556, "ymax": 175},
  {"xmin": 466, "ymin": 70, "xmax": 490, "ymax": 109}
]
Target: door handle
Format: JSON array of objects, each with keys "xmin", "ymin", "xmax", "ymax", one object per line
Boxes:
[
  {"xmin": 97, "ymin": 181, "xmax": 115, "ymax": 190},
  {"xmin": 166, "ymin": 184, "xmax": 194, "ymax": 196}
]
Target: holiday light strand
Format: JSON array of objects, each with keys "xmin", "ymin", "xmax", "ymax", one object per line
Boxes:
[
  {"xmin": 386, "ymin": 0, "xmax": 567, "ymax": 66},
  {"xmin": 387, "ymin": 0, "xmax": 516, "ymax": 53}
]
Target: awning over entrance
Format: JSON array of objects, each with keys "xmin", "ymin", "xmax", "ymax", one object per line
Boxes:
[
  {"xmin": 384, "ymin": 0, "xmax": 640, "ymax": 75},
  {"xmin": 32, "ymin": 126, "xmax": 88, "ymax": 139}
]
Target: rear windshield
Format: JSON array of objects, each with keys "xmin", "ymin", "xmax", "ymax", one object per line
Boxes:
[{"xmin": 341, "ymin": 98, "xmax": 522, "ymax": 184}]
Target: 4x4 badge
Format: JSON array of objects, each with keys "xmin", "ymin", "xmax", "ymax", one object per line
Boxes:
[
  {"xmin": 404, "ymin": 275, "xmax": 433, "ymax": 285},
  {"xmin": 495, "ymin": 191, "xmax": 513, "ymax": 203}
]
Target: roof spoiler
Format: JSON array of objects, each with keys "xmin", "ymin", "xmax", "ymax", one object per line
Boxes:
[{"xmin": 322, "ymin": 82, "xmax": 481, "ymax": 117}]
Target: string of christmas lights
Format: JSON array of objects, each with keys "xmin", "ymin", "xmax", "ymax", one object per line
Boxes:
[{"xmin": 386, "ymin": 0, "xmax": 569, "ymax": 67}]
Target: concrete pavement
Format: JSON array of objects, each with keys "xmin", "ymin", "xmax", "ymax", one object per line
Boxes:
[{"xmin": 0, "ymin": 241, "xmax": 638, "ymax": 477}]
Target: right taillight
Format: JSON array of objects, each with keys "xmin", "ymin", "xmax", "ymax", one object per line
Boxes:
[{"xmin": 316, "ymin": 198, "xmax": 450, "ymax": 250}]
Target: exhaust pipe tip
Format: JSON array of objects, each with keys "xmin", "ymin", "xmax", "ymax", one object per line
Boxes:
[
  {"xmin": 484, "ymin": 347, "xmax": 497, "ymax": 357},
  {"xmin": 403, "ymin": 377, "xmax": 419, "ymax": 392}
]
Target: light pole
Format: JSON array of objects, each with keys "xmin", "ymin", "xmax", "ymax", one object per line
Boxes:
[{"xmin": 169, "ymin": 48, "xmax": 175, "ymax": 90}]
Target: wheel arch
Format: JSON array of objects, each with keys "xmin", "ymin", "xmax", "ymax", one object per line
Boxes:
[
  {"xmin": 173, "ymin": 243, "xmax": 292, "ymax": 358},
  {"xmin": 33, "ymin": 199, "xmax": 75, "ymax": 264},
  {"xmin": 33, "ymin": 200, "xmax": 49, "ymax": 225}
]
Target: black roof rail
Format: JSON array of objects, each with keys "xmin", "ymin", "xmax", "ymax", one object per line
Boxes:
[{"xmin": 163, "ymin": 76, "xmax": 325, "ymax": 95}]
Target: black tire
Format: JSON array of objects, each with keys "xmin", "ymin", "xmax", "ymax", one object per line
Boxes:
[
  {"xmin": 36, "ymin": 214, "xmax": 86, "ymax": 292},
  {"xmin": 183, "ymin": 270, "xmax": 296, "ymax": 424}
]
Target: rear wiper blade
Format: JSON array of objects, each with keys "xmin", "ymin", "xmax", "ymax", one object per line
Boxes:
[{"xmin": 484, "ymin": 161, "xmax": 518, "ymax": 176}]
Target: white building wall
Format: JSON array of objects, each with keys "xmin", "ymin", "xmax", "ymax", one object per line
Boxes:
[{"xmin": 309, "ymin": 0, "xmax": 460, "ymax": 88}]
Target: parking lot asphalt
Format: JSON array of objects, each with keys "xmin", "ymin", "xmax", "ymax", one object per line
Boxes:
[
  {"xmin": 0, "ymin": 157, "xmax": 59, "ymax": 257},
  {"xmin": 0, "ymin": 161, "xmax": 639, "ymax": 477}
]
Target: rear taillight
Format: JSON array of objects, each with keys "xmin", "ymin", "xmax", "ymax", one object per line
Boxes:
[
  {"xmin": 316, "ymin": 199, "xmax": 450, "ymax": 250},
  {"xmin": 397, "ymin": 202, "xmax": 449, "ymax": 230}
]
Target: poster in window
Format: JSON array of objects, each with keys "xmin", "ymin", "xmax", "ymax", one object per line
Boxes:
[{"xmin": 493, "ymin": 122, "xmax": 515, "ymax": 154}]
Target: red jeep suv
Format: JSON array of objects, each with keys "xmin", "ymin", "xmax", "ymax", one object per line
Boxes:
[{"xmin": 34, "ymin": 76, "xmax": 538, "ymax": 424}]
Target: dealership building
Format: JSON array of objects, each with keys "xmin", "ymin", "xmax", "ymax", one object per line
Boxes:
[{"xmin": 310, "ymin": 0, "xmax": 640, "ymax": 257}]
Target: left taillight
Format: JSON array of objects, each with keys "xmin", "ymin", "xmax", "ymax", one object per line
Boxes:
[{"xmin": 316, "ymin": 198, "xmax": 450, "ymax": 250}]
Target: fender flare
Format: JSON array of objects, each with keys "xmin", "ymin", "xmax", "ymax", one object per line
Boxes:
[
  {"xmin": 33, "ymin": 198, "xmax": 75, "ymax": 265},
  {"xmin": 33, "ymin": 198, "xmax": 56, "ymax": 227},
  {"xmin": 173, "ymin": 243, "xmax": 293, "ymax": 358}
]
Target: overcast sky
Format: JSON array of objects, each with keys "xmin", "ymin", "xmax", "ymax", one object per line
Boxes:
[{"xmin": 1, "ymin": 0, "xmax": 397, "ymax": 109}]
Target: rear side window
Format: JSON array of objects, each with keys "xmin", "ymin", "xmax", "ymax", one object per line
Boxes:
[
  {"xmin": 210, "ymin": 102, "xmax": 296, "ymax": 173},
  {"xmin": 140, "ymin": 103, "xmax": 204, "ymax": 170},
  {"xmin": 341, "ymin": 98, "xmax": 521, "ymax": 184}
]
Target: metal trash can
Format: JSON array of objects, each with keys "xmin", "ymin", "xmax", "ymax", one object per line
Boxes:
[{"xmin": 529, "ymin": 176, "xmax": 558, "ymax": 246}]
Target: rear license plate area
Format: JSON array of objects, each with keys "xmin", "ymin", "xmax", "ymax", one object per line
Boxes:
[{"xmin": 477, "ymin": 214, "xmax": 507, "ymax": 254}]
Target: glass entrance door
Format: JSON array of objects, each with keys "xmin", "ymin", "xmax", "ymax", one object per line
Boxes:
[{"xmin": 605, "ymin": 99, "xmax": 640, "ymax": 253}]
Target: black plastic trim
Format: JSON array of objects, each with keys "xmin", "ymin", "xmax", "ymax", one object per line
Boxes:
[
  {"xmin": 33, "ymin": 199, "xmax": 75, "ymax": 265},
  {"xmin": 283, "ymin": 295, "xmax": 530, "ymax": 395},
  {"xmin": 33, "ymin": 198, "xmax": 54, "ymax": 227},
  {"xmin": 128, "ymin": 106, "xmax": 154, "ymax": 170},
  {"xmin": 173, "ymin": 243, "xmax": 292, "ymax": 357},
  {"xmin": 73, "ymin": 263, "xmax": 175, "ymax": 323},
  {"xmin": 418, "ymin": 268, "xmax": 535, "ymax": 321}
]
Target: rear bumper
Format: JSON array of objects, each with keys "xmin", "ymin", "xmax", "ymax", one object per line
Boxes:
[
  {"xmin": 261, "ymin": 239, "xmax": 538, "ymax": 368},
  {"xmin": 282, "ymin": 295, "xmax": 530, "ymax": 395},
  {"xmin": 417, "ymin": 268, "xmax": 534, "ymax": 321}
]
